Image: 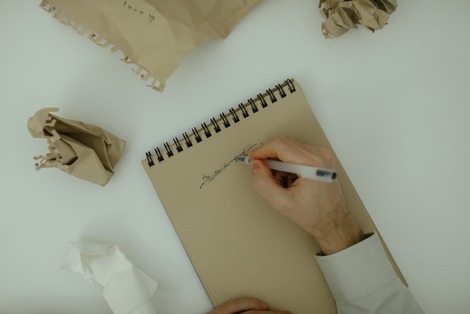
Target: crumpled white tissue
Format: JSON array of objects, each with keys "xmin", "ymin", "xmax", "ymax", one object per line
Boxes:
[{"xmin": 62, "ymin": 241, "xmax": 158, "ymax": 314}]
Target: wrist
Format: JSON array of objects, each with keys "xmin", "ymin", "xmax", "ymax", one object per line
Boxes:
[{"xmin": 311, "ymin": 217, "xmax": 363, "ymax": 255}]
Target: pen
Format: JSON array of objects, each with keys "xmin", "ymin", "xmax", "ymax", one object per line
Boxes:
[{"xmin": 236, "ymin": 155, "xmax": 337, "ymax": 183}]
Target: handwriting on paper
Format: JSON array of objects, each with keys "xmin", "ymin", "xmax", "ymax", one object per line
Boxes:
[
  {"xmin": 200, "ymin": 144, "xmax": 258, "ymax": 189},
  {"xmin": 122, "ymin": 1, "xmax": 156, "ymax": 23}
]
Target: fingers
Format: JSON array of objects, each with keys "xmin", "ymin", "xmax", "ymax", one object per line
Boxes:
[
  {"xmin": 249, "ymin": 137, "xmax": 329, "ymax": 168},
  {"xmin": 251, "ymin": 160, "xmax": 293, "ymax": 213},
  {"xmin": 243, "ymin": 311, "xmax": 292, "ymax": 314},
  {"xmin": 208, "ymin": 297, "xmax": 268, "ymax": 314},
  {"xmin": 294, "ymin": 141, "xmax": 336, "ymax": 169},
  {"xmin": 208, "ymin": 297, "xmax": 291, "ymax": 314},
  {"xmin": 249, "ymin": 137, "xmax": 306, "ymax": 163}
]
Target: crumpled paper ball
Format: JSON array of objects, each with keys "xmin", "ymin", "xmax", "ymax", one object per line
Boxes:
[{"xmin": 28, "ymin": 108, "xmax": 126, "ymax": 186}]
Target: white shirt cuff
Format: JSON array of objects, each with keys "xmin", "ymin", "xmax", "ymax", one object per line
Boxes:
[{"xmin": 315, "ymin": 233, "xmax": 397, "ymax": 303}]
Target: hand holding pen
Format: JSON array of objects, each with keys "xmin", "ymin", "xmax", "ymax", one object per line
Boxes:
[
  {"xmin": 209, "ymin": 137, "xmax": 365, "ymax": 314},
  {"xmin": 236, "ymin": 156, "xmax": 337, "ymax": 183},
  {"xmin": 246, "ymin": 137, "xmax": 363, "ymax": 255}
]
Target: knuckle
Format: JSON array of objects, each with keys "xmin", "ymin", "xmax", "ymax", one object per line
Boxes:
[
  {"xmin": 319, "ymin": 147, "xmax": 335, "ymax": 166},
  {"xmin": 306, "ymin": 147, "xmax": 334, "ymax": 168}
]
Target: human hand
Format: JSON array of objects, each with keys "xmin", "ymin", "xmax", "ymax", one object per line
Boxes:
[
  {"xmin": 207, "ymin": 297, "xmax": 291, "ymax": 314},
  {"xmin": 249, "ymin": 137, "xmax": 363, "ymax": 254}
]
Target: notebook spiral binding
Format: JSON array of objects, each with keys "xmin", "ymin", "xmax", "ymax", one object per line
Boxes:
[{"xmin": 145, "ymin": 79, "xmax": 297, "ymax": 167}]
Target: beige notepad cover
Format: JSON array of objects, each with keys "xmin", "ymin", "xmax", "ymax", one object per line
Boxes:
[{"xmin": 142, "ymin": 79, "xmax": 405, "ymax": 313}]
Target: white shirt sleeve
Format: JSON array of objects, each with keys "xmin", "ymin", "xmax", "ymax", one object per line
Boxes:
[{"xmin": 315, "ymin": 233, "xmax": 423, "ymax": 314}]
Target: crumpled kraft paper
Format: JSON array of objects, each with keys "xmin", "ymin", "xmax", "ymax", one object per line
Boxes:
[
  {"xmin": 62, "ymin": 242, "xmax": 158, "ymax": 314},
  {"xmin": 40, "ymin": 0, "xmax": 260, "ymax": 92},
  {"xmin": 28, "ymin": 108, "xmax": 126, "ymax": 186},
  {"xmin": 319, "ymin": 0, "xmax": 397, "ymax": 38}
]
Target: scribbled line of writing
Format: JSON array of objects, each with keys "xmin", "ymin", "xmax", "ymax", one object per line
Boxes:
[
  {"xmin": 199, "ymin": 144, "xmax": 258, "ymax": 189},
  {"xmin": 122, "ymin": 1, "xmax": 156, "ymax": 23}
]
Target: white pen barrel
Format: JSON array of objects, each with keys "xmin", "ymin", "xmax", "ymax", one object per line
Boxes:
[{"xmin": 264, "ymin": 160, "xmax": 336, "ymax": 183}]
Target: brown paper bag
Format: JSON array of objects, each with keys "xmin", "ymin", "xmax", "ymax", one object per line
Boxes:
[
  {"xmin": 40, "ymin": 0, "xmax": 260, "ymax": 91},
  {"xmin": 319, "ymin": 0, "xmax": 397, "ymax": 38},
  {"xmin": 28, "ymin": 108, "xmax": 126, "ymax": 186}
]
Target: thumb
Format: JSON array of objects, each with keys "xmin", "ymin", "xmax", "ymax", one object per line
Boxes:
[{"xmin": 251, "ymin": 160, "xmax": 290, "ymax": 211}]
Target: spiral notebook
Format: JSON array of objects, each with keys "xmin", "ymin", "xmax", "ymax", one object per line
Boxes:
[{"xmin": 141, "ymin": 79, "xmax": 405, "ymax": 313}]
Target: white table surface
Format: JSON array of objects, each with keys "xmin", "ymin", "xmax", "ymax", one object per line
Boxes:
[{"xmin": 1, "ymin": 1, "xmax": 469, "ymax": 313}]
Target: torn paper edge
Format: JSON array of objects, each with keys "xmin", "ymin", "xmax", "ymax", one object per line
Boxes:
[
  {"xmin": 40, "ymin": 0, "xmax": 165, "ymax": 92},
  {"xmin": 30, "ymin": 110, "xmax": 76, "ymax": 172}
]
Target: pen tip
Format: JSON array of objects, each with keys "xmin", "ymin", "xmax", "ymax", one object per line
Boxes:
[{"xmin": 236, "ymin": 155, "xmax": 250, "ymax": 164}]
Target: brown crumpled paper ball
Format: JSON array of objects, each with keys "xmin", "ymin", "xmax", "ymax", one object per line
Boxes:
[
  {"xmin": 319, "ymin": 0, "xmax": 397, "ymax": 38},
  {"xmin": 28, "ymin": 108, "xmax": 126, "ymax": 186}
]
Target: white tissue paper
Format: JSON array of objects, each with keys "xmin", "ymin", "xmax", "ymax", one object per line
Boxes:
[{"xmin": 62, "ymin": 242, "xmax": 158, "ymax": 314}]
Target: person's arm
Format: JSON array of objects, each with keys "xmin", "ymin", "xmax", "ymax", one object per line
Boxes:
[
  {"xmin": 209, "ymin": 137, "xmax": 422, "ymax": 314},
  {"xmin": 250, "ymin": 137, "xmax": 422, "ymax": 313},
  {"xmin": 248, "ymin": 137, "xmax": 363, "ymax": 254}
]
